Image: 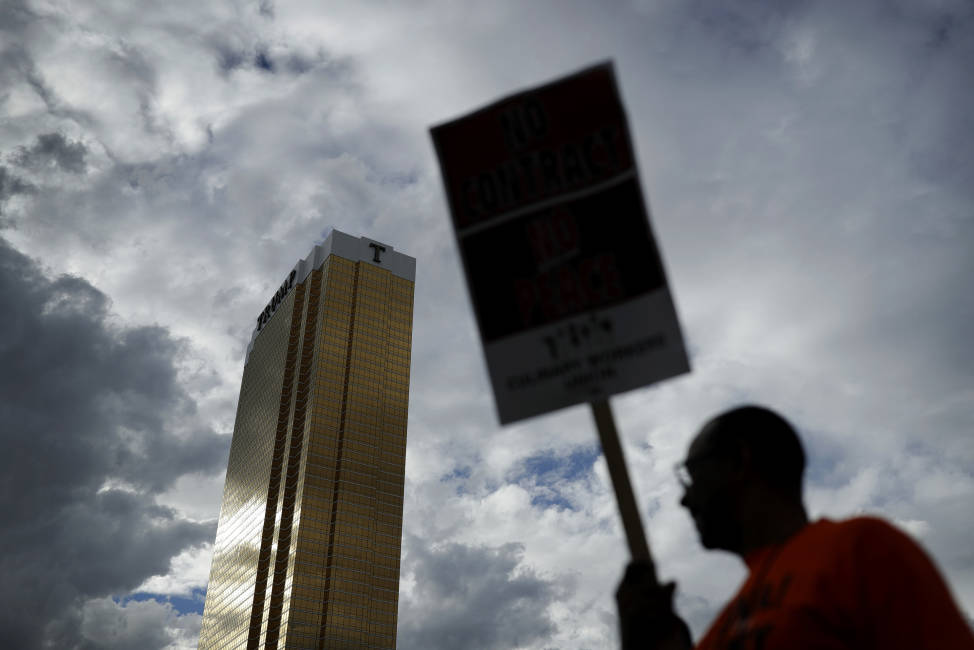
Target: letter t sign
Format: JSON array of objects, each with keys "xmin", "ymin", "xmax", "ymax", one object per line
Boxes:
[{"xmin": 369, "ymin": 242, "xmax": 387, "ymax": 263}]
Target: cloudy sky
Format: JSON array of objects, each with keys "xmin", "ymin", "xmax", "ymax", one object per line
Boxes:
[{"xmin": 1, "ymin": 0, "xmax": 972, "ymax": 647}]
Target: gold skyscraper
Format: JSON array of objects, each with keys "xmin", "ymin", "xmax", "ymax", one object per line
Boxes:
[{"xmin": 199, "ymin": 231, "xmax": 415, "ymax": 649}]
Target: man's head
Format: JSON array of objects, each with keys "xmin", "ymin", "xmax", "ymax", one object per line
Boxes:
[{"xmin": 678, "ymin": 405, "xmax": 806, "ymax": 553}]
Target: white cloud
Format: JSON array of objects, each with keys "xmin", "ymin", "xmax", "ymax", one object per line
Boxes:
[{"xmin": 136, "ymin": 544, "xmax": 215, "ymax": 598}]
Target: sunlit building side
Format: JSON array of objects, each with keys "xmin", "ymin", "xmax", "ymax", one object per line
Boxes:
[{"xmin": 199, "ymin": 230, "xmax": 415, "ymax": 649}]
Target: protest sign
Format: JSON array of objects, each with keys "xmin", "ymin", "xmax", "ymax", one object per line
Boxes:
[{"xmin": 432, "ymin": 62, "xmax": 689, "ymax": 425}]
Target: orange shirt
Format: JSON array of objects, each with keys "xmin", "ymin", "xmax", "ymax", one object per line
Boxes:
[{"xmin": 695, "ymin": 517, "xmax": 974, "ymax": 650}]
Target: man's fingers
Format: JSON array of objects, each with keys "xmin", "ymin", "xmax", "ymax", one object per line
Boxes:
[
  {"xmin": 661, "ymin": 581, "xmax": 676, "ymax": 602},
  {"xmin": 617, "ymin": 564, "xmax": 678, "ymax": 617},
  {"xmin": 623, "ymin": 560, "xmax": 657, "ymax": 584}
]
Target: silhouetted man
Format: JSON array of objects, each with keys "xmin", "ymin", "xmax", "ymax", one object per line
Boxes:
[{"xmin": 616, "ymin": 405, "xmax": 974, "ymax": 649}]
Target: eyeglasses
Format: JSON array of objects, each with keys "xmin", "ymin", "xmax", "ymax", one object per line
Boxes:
[
  {"xmin": 674, "ymin": 462, "xmax": 694, "ymax": 489},
  {"xmin": 673, "ymin": 451, "xmax": 724, "ymax": 489}
]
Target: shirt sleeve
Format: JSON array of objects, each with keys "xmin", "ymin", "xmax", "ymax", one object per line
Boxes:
[{"xmin": 849, "ymin": 517, "xmax": 974, "ymax": 650}]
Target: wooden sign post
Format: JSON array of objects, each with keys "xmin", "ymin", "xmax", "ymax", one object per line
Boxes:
[{"xmin": 591, "ymin": 399, "xmax": 655, "ymax": 570}]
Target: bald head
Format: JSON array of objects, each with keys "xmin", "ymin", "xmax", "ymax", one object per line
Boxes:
[
  {"xmin": 681, "ymin": 405, "xmax": 810, "ymax": 554},
  {"xmin": 697, "ymin": 405, "xmax": 806, "ymax": 502}
]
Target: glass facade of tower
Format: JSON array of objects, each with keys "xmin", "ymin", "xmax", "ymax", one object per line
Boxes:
[{"xmin": 199, "ymin": 232, "xmax": 414, "ymax": 649}]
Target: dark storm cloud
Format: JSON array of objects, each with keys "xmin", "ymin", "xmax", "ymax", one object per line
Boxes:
[
  {"xmin": 398, "ymin": 537, "xmax": 565, "ymax": 650},
  {"xmin": 76, "ymin": 598, "xmax": 178, "ymax": 650},
  {"xmin": 255, "ymin": 48, "xmax": 275, "ymax": 73},
  {"xmin": 0, "ymin": 165, "xmax": 35, "ymax": 200},
  {"xmin": 0, "ymin": 238, "xmax": 228, "ymax": 649},
  {"xmin": 12, "ymin": 132, "xmax": 88, "ymax": 174}
]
